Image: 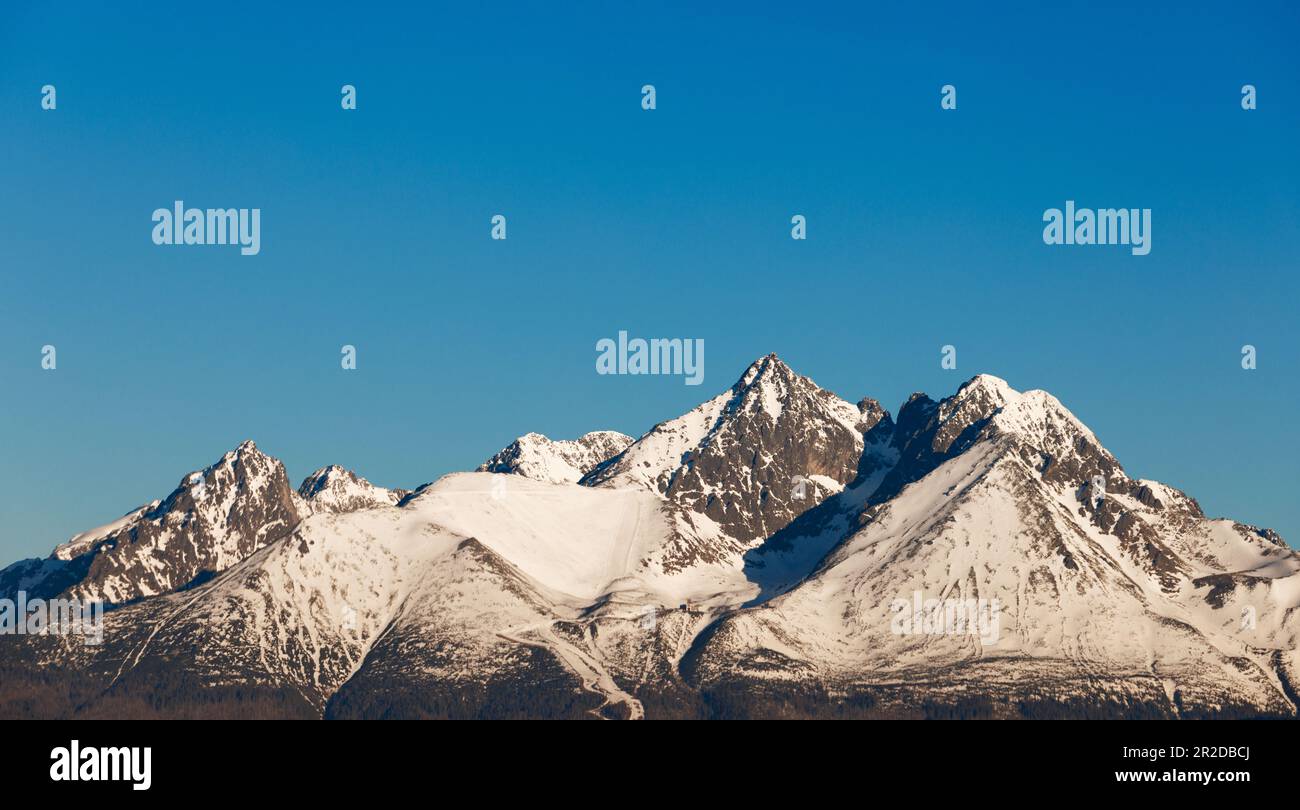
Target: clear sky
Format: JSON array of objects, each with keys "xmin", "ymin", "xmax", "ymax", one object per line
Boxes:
[{"xmin": 1, "ymin": 1, "xmax": 1297, "ymax": 561}]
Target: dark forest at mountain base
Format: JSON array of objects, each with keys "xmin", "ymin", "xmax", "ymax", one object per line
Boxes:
[{"xmin": 2, "ymin": 657, "xmax": 1292, "ymax": 721}]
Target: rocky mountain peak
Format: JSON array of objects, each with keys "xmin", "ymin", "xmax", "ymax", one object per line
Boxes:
[
  {"xmin": 737, "ymin": 352, "xmax": 794, "ymax": 385},
  {"xmin": 855, "ymin": 397, "xmax": 892, "ymax": 433},
  {"xmin": 10, "ymin": 440, "xmax": 305, "ymax": 605},
  {"xmin": 873, "ymin": 376, "xmax": 1116, "ymax": 505},
  {"xmin": 583, "ymin": 356, "xmax": 876, "ymax": 567}
]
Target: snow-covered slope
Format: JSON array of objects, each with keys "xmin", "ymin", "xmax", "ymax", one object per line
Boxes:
[
  {"xmin": 477, "ymin": 431, "xmax": 632, "ymax": 484},
  {"xmin": 29, "ymin": 473, "xmax": 736, "ymax": 718}
]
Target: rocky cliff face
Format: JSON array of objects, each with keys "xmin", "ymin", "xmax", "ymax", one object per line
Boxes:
[{"xmin": 583, "ymin": 354, "xmax": 878, "ymax": 571}]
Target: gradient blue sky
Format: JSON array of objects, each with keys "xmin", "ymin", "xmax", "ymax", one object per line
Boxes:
[{"xmin": 1, "ymin": 1, "xmax": 1297, "ymax": 560}]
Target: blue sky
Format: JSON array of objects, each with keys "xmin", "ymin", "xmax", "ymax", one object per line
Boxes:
[{"xmin": 1, "ymin": 1, "xmax": 1297, "ymax": 560}]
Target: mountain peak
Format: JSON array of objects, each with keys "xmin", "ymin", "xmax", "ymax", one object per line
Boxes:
[
  {"xmin": 478, "ymin": 430, "xmax": 634, "ymax": 484},
  {"xmin": 231, "ymin": 438, "xmax": 262, "ymax": 456},
  {"xmin": 855, "ymin": 397, "xmax": 892, "ymax": 432},
  {"xmin": 958, "ymin": 372, "xmax": 1014, "ymax": 397},
  {"xmin": 203, "ymin": 439, "xmax": 271, "ymax": 472},
  {"xmin": 583, "ymin": 355, "xmax": 876, "ymax": 564},
  {"xmin": 299, "ymin": 465, "xmax": 401, "ymax": 513},
  {"xmin": 945, "ymin": 373, "xmax": 1016, "ymax": 416},
  {"xmin": 737, "ymin": 353, "xmax": 793, "ymax": 387},
  {"xmin": 299, "ymin": 464, "xmax": 355, "ymax": 494},
  {"xmin": 944, "ymin": 376, "xmax": 1102, "ymax": 451},
  {"xmin": 872, "ymin": 372, "xmax": 1119, "ymax": 507},
  {"xmin": 23, "ymin": 441, "xmax": 304, "ymax": 605}
]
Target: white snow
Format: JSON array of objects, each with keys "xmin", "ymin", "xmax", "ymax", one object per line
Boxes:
[
  {"xmin": 55, "ymin": 503, "xmax": 156, "ymax": 561},
  {"xmin": 478, "ymin": 431, "xmax": 633, "ymax": 484}
]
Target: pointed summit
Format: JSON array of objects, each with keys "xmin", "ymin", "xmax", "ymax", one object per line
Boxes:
[
  {"xmin": 737, "ymin": 353, "xmax": 794, "ymax": 386},
  {"xmin": 874, "ymin": 374, "xmax": 1118, "ymax": 504},
  {"xmin": 583, "ymin": 355, "xmax": 880, "ymax": 569},
  {"xmin": 299, "ymin": 465, "xmax": 403, "ymax": 513},
  {"xmin": 9, "ymin": 440, "xmax": 305, "ymax": 605},
  {"xmin": 723, "ymin": 354, "xmax": 819, "ymax": 423},
  {"xmin": 956, "ymin": 372, "xmax": 1015, "ymax": 397}
]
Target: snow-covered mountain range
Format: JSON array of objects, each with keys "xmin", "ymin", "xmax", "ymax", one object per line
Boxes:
[{"xmin": 2, "ymin": 355, "xmax": 1296, "ymax": 719}]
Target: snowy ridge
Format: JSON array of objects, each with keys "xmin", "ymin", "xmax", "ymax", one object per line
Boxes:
[{"xmin": 54, "ymin": 503, "xmax": 159, "ymax": 562}]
